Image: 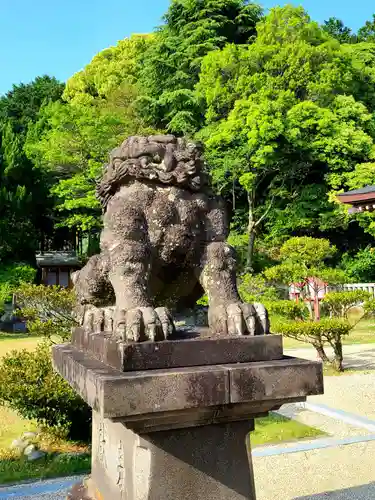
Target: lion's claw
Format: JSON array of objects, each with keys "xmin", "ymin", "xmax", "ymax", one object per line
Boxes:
[
  {"xmin": 81, "ymin": 305, "xmax": 174, "ymax": 342},
  {"xmin": 208, "ymin": 302, "xmax": 269, "ymax": 336}
]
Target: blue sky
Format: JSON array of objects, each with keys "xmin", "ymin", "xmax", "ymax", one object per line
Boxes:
[{"xmin": 0, "ymin": 0, "xmax": 373, "ymax": 96}]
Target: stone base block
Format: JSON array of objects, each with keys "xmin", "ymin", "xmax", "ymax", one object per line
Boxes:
[
  {"xmin": 87, "ymin": 411, "xmax": 256, "ymax": 500},
  {"xmin": 71, "ymin": 327, "xmax": 283, "ymax": 371},
  {"xmin": 52, "ymin": 344, "xmax": 323, "ymax": 420}
]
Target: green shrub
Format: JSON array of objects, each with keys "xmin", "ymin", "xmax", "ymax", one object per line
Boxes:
[
  {"xmin": 272, "ymin": 317, "xmax": 351, "ymax": 371},
  {"xmin": 342, "ymin": 247, "xmax": 375, "ymax": 282},
  {"xmin": 0, "ymin": 263, "xmax": 36, "ymax": 312},
  {"xmin": 264, "ymin": 300, "xmax": 307, "ymax": 320},
  {"xmin": 364, "ymin": 297, "xmax": 375, "ymax": 317},
  {"xmin": 238, "ymin": 273, "xmax": 282, "ymax": 302},
  {"xmin": 0, "ymin": 342, "xmax": 91, "ymax": 441},
  {"xmin": 322, "ymin": 290, "xmax": 371, "ymax": 319},
  {"xmin": 16, "ymin": 284, "xmax": 77, "ymax": 342},
  {"xmin": 273, "ymin": 317, "xmax": 351, "ymax": 341}
]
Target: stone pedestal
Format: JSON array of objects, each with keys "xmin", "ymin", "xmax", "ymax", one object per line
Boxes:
[
  {"xmin": 54, "ymin": 328, "xmax": 324, "ymax": 500},
  {"xmin": 87, "ymin": 412, "xmax": 255, "ymax": 500}
]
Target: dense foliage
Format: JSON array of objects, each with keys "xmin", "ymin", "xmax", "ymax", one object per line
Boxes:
[
  {"xmin": 16, "ymin": 284, "xmax": 77, "ymax": 341},
  {"xmin": 0, "ymin": 76, "xmax": 65, "ymax": 262},
  {"xmin": 322, "ymin": 290, "xmax": 371, "ymax": 318},
  {"xmin": 2, "ymin": 2, "xmax": 375, "ymax": 275},
  {"xmin": 0, "ymin": 264, "xmax": 36, "ymax": 312},
  {"xmin": 0, "ymin": 343, "xmax": 91, "ymax": 440}
]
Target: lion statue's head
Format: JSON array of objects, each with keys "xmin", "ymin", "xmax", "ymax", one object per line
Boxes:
[{"xmin": 97, "ymin": 134, "xmax": 209, "ymax": 210}]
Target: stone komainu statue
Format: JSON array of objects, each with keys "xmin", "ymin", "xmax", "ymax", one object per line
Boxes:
[{"xmin": 73, "ymin": 135, "xmax": 269, "ymax": 341}]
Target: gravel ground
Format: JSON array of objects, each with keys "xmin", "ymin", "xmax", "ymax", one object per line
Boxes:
[
  {"xmin": 0, "ymin": 476, "xmax": 85, "ymax": 500},
  {"xmin": 257, "ymin": 352, "xmax": 375, "ymax": 499},
  {"xmin": 285, "ymin": 343, "xmax": 375, "ymax": 371},
  {"xmin": 277, "ymin": 403, "xmax": 372, "ymax": 439},
  {"xmin": 253, "ymin": 441, "xmax": 375, "ymax": 500},
  {"xmin": 309, "ymin": 373, "xmax": 375, "ymax": 421}
]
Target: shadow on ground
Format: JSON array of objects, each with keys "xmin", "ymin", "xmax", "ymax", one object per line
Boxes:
[
  {"xmin": 285, "ymin": 346, "xmax": 375, "ymax": 371},
  {"xmin": 344, "ymin": 349, "xmax": 375, "ymax": 370},
  {"xmin": 295, "ymin": 481, "xmax": 375, "ymax": 499}
]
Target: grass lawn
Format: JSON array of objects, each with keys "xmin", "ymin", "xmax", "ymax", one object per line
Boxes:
[
  {"xmin": 0, "ymin": 404, "xmax": 90, "ymax": 485},
  {"xmin": 0, "ymin": 333, "xmax": 40, "ymax": 357},
  {"xmin": 0, "ymin": 452, "xmax": 90, "ymax": 485},
  {"xmin": 0, "ymin": 332, "xmax": 90, "ymax": 485},
  {"xmin": 0, "ymin": 406, "xmax": 37, "ymax": 450},
  {"xmin": 252, "ymin": 412, "xmax": 325, "ymax": 447}
]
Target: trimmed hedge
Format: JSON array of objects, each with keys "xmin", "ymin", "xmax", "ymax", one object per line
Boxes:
[
  {"xmin": 272, "ymin": 317, "xmax": 351, "ymax": 342},
  {"xmin": 264, "ymin": 300, "xmax": 307, "ymax": 320},
  {"xmin": 0, "ymin": 342, "xmax": 91, "ymax": 441}
]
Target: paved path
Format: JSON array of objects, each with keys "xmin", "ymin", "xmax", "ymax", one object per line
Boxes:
[
  {"xmin": 285, "ymin": 343, "xmax": 375, "ymax": 371},
  {"xmin": 253, "ymin": 344, "xmax": 375, "ymax": 500},
  {"xmin": 0, "ymin": 476, "xmax": 84, "ymax": 500},
  {"xmin": 254, "ymin": 440, "xmax": 375, "ymax": 499}
]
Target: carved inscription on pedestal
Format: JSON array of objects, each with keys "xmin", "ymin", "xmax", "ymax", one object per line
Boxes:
[
  {"xmin": 116, "ymin": 440, "xmax": 125, "ymax": 491},
  {"xmin": 98, "ymin": 420, "xmax": 108, "ymax": 469}
]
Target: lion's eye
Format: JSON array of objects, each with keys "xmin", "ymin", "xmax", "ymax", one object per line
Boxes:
[{"xmin": 154, "ymin": 154, "xmax": 161, "ymax": 162}]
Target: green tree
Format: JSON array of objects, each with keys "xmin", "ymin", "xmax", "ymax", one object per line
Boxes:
[
  {"xmin": 17, "ymin": 284, "xmax": 76, "ymax": 342},
  {"xmin": 26, "ymin": 37, "xmax": 156, "ymax": 238},
  {"xmin": 341, "ymin": 247, "xmax": 375, "ymax": 282},
  {"xmin": 63, "ymin": 34, "xmax": 153, "ymax": 102},
  {"xmin": 0, "ymin": 76, "xmax": 64, "ymax": 261},
  {"xmin": 322, "ymin": 290, "xmax": 371, "ymax": 319},
  {"xmin": 274, "ymin": 317, "xmax": 351, "ymax": 371},
  {"xmin": 197, "ymin": 6, "xmax": 375, "ymax": 265},
  {"xmin": 264, "ymin": 237, "xmax": 347, "ymax": 320},
  {"xmin": 322, "ymin": 17, "xmax": 356, "ymax": 43},
  {"xmin": 358, "ymin": 14, "xmax": 375, "ymax": 42},
  {"xmin": 138, "ymin": 0, "xmax": 263, "ymax": 134}
]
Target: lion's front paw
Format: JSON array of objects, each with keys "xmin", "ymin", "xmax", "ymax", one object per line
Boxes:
[
  {"xmin": 208, "ymin": 302, "xmax": 269, "ymax": 336},
  {"xmin": 115, "ymin": 306, "xmax": 175, "ymax": 342},
  {"xmin": 81, "ymin": 305, "xmax": 115, "ymax": 333},
  {"xmin": 81, "ymin": 305, "xmax": 175, "ymax": 342}
]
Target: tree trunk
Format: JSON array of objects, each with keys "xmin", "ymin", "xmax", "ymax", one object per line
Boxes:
[
  {"xmin": 331, "ymin": 340, "xmax": 344, "ymax": 372},
  {"xmin": 313, "ymin": 343, "xmax": 330, "ymax": 364},
  {"xmin": 246, "ymin": 191, "xmax": 256, "ymax": 273},
  {"xmin": 246, "ymin": 230, "xmax": 256, "ymax": 273},
  {"xmin": 232, "ymin": 177, "xmax": 236, "ymax": 212}
]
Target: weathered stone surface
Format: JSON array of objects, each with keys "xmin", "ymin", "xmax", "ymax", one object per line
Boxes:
[
  {"xmin": 72, "ymin": 134, "xmax": 269, "ymax": 341},
  {"xmin": 87, "ymin": 411, "xmax": 256, "ymax": 500},
  {"xmin": 53, "ymin": 344, "xmax": 229, "ymax": 418},
  {"xmin": 72, "ymin": 327, "xmax": 283, "ymax": 371},
  {"xmin": 119, "ymin": 398, "xmax": 305, "ymax": 433},
  {"xmin": 228, "ymin": 356, "xmax": 324, "ymax": 404},
  {"xmin": 53, "ymin": 344, "xmax": 323, "ymax": 421}
]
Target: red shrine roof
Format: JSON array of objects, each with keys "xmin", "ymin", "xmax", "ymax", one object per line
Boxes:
[
  {"xmin": 337, "ymin": 186, "xmax": 375, "ymax": 213},
  {"xmin": 337, "ymin": 186, "xmax": 375, "ymax": 205}
]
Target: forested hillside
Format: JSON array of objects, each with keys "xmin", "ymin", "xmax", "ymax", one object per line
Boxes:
[{"xmin": 2, "ymin": 1, "xmax": 375, "ymax": 280}]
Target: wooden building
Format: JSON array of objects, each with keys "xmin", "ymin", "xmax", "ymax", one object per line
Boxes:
[
  {"xmin": 337, "ymin": 186, "xmax": 375, "ymax": 213},
  {"xmin": 36, "ymin": 251, "xmax": 81, "ymax": 288}
]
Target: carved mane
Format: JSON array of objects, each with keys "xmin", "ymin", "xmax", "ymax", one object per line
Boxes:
[{"xmin": 97, "ymin": 135, "xmax": 209, "ymax": 210}]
